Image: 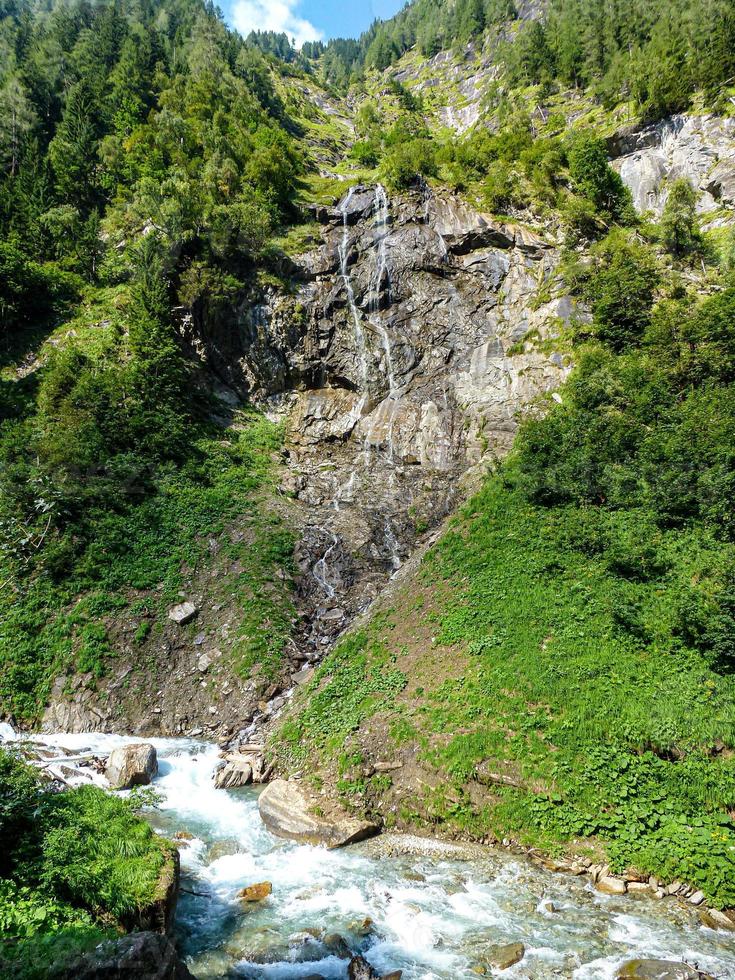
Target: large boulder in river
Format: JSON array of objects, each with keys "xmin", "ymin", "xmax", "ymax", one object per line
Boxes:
[
  {"xmin": 47, "ymin": 931, "xmax": 194, "ymax": 980},
  {"xmin": 258, "ymin": 778, "xmax": 379, "ymax": 848},
  {"xmin": 486, "ymin": 943, "xmax": 526, "ymax": 970},
  {"xmin": 213, "ymin": 755, "xmax": 253, "ymax": 789},
  {"xmin": 347, "ymin": 956, "xmax": 401, "ymax": 980},
  {"xmin": 617, "ymin": 960, "xmax": 715, "ymax": 980},
  {"xmin": 106, "ymin": 742, "xmax": 158, "ymax": 790}
]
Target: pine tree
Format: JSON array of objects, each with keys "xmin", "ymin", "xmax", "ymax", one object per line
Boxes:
[{"xmin": 0, "ymin": 76, "xmax": 36, "ymax": 175}]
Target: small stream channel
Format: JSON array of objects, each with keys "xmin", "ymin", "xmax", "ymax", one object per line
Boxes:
[{"xmin": 8, "ymin": 731, "xmax": 735, "ymax": 980}]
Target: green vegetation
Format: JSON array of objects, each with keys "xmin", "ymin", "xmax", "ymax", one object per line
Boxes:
[
  {"xmin": 280, "ymin": 627, "xmax": 407, "ymax": 756},
  {"xmin": 0, "ymin": 748, "xmax": 170, "ymax": 978},
  {"xmin": 0, "ymin": 0, "xmax": 301, "ymax": 721}
]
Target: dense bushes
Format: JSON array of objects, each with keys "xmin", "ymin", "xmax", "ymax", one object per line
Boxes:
[
  {"xmin": 0, "ymin": 749, "xmax": 169, "ymax": 976},
  {"xmin": 516, "ymin": 270, "xmax": 735, "ymax": 540},
  {"xmin": 0, "ymin": 242, "xmax": 80, "ymax": 339}
]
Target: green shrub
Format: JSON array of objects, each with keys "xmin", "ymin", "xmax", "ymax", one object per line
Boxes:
[
  {"xmin": 0, "ymin": 750, "xmax": 169, "ymax": 976},
  {"xmin": 567, "ymin": 132, "xmax": 634, "ymax": 225},
  {"xmin": 660, "ymin": 178, "xmax": 700, "ymax": 257},
  {"xmin": 582, "ymin": 230, "xmax": 660, "ymax": 351},
  {"xmin": 380, "ymin": 138, "xmax": 437, "ymax": 190}
]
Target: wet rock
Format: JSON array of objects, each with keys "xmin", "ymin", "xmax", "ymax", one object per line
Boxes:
[
  {"xmin": 105, "ymin": 743, "xmax": 158, "ymax": 790},
  {"xmin": 345, "ymin": 917, "xmax": 375, "ymax": 939},
  {"xmin": 347, "ymin": 956, "xmax": 400, "ymax": 980},
  {"xmin": 486, "ymin": 943, "xmax": 526, "ymax": 970},
  {"xmin": 699, "ymin": 908, "xmax": 735, "ymax": 931},
  {"xmin": 258, "ymin": 778, "xmax": 380, "ymax": 848},
  {"xmin": 616, "ymin": 959, "xmax": 714, "ymax": 979},
  {"xmin": 46, "ymin": 932, "xmax": 194, "ymax": 980},
  {"xmin": 207, "ymin": 839, "xmax": 242, "ymax": 861},
  {"xmin": 239, "ymin": 881, "xmax": 272, "ymax": 902},
  {"xmin": 596, "ymin": 876, "xmax": 627, "ymax": 895},
  {"xmin": 168, "ymin": 601, "xmax": 198, "ymax": 625},
  {"xmin": 292, "ymin": 665, "xmax": 314, "ymax": 685},
  {"xmin": 213, "ymin": 755, "xmax": 253, "ymax": 789},
  {"xmin": 323, "ymin": 934, "xmax": 352, "ymax": 958}
]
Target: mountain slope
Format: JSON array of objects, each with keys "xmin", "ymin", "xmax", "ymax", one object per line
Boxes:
[{"xmin": 1, "ymin": 0, "xmax": 735, "ymax": 921}]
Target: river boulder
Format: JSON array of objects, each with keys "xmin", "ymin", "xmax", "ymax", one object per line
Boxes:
[
  {"xmin": 213, "ymin": 755, "xmax": 253, "ymax": 789},
  {"xmin": 616, "ymin": 960, "xmax": 714, "ymax": 979},
  {"xmin": 106, "ymin": 742, "xmax": 158, "ymax": 790},
  {"xmin": 239, "ymin": 881, "xmax": 272, "ymax": 902},
  {"xmin": 47, "ymin": 932, "xmax": 194, "ymax": 980},
  {"xmin": 258, "ymin": 778, "xmax": 380, "ymax": 848},
  {"xmin": 486, "ymin": 943, "xmax": 526, "ymax": 970},
  {"xmin": 347, "ymin": 956, "xmax": 401, "ymax": 980}
]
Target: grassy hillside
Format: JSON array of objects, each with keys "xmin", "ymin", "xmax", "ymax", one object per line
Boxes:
[{"xmin": 0, "ymin": 0, "xmax": 321, "ymax": 724}]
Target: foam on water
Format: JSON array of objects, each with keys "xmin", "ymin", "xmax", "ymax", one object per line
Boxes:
[{"xmin": 15, "ymin": 732, "xmax": 735, "ymax": 980}]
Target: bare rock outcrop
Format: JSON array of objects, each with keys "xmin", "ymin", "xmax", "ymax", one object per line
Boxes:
[
  {"xmin": 106, "ymin": 743, "xmax": 158, "ymax": 790},
  {"xmin": 47, "ymin": 932, "xmax": 194, "ymax": 980},
  {"xmin": 258, "ymin": 778, "xmax": 380, "ymax": 847},
  {"xmin": 609, "ymin": 114, "xmax": 735, "ymax": 217}
]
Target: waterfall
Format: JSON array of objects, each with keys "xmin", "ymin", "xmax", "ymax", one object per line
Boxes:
[
  {"xmin": 370, "ymin": 184, "xmax": 397, "ymax": 396},
  {"xmin": 369, "ymin": 184, "xmax": 391, "ymax": 311},
  {"xmin": 338, "ymin": 188, "xmax": 369, "ymax": 390},
  {"xmin": 383, "ymin": 519, "xmax": 402, "ymax": 573},
  {"xmin": 377, "ymin": 322, "xmax": 397, "ymax": 394},
  {"xmin": 313, "ymin": 529, "xmax": 339, "ymax": 598}
]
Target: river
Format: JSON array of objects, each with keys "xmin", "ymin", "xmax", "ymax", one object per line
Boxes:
[{"xmin": 10, "ymin": 731, "xmax": 735, "ymax": 980}]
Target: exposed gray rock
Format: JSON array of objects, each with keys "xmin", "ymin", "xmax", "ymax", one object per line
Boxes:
[
  {"xmin": 213, "ymin": 754, "xmax": 253, "ymax": 789},
  {"xmin": 106, "ymin": 743, "xmax": 158, "ymax": 790},
  {"xmin": 168, "ymin": 602, "xmax": 198, "ymax": 625},
  {"xmin": 258, "ymin": 778, "xmax": 380, "ymax": 848},
  {"xmin": 47, "ymin": 932, "xmax": 194, "ymax": 980},
  {"xmin": 610, "ymin": 114, "xmax": 735, "ymax": 216},
  {"xmin": 616, "ymin": 960, "xmax": 714, "ymax": 980}
]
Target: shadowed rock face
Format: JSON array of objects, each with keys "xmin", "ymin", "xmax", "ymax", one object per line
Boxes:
[{"xmin": 47, "ymin": 932, "xmax": 194, "ymax": 980}]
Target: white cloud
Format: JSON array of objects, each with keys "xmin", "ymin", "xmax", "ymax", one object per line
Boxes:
[{"xmin": 232, "ymin": 0, "xmax": 323, "ymax": 48}]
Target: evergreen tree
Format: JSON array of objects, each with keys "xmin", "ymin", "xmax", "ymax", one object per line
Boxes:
[{"xmin": 660, "ymin": 178, "xmax": 700, "ymax": 257}]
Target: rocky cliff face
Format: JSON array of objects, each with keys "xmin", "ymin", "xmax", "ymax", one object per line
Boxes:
[
  {"xmin": 276, "ymin": 183, "xmax": 573, "ymax": 662},
  {"xmin": 609, "ymin": 114, "xmax": 735, "ymax": 219},
  {"xmin": 41, "ymin": 184, "xmax": 573, "ymax": 738}
]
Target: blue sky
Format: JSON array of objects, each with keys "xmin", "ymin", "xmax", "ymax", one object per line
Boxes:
[{"xmin": 226, "ymin": 0, "xmax": 406, "ymax": 45}]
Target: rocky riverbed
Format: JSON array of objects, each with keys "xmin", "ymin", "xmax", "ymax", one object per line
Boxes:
[{"xmin": 6, "ymin": 728, "xmax": 735, "ymax": 980}]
